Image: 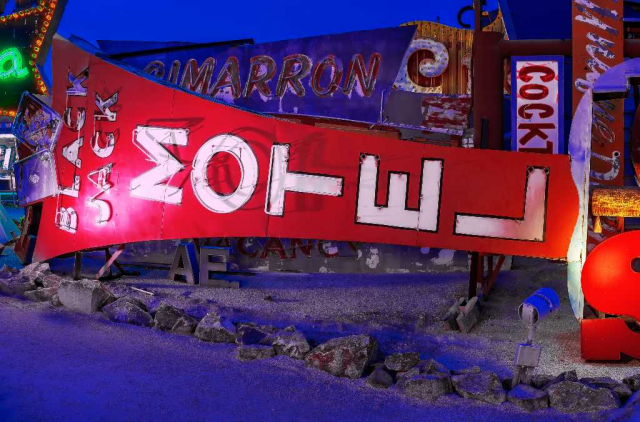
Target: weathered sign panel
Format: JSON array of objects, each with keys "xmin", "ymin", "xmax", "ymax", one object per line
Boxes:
[
  {"xmin": 382, "ymin": 91, "xmax": 471, "ymax": 136},
  {"xmin": 14, "ymin": 149, "xmax": 57, "ymax": 206},
  {"xmin": 511, "ymin": 56, "xmax": 564, "ymax": 154},
  {"xmin": 32, "ymin": 36, "xmax": 579, "ymax": 262},
  {"xmin": 110, "ymin": 27, "xmax": 416, "ymax": 125},
  {"xmin": 13, "ymin": 92, "xmax": 62, "ymax": 152},
  {"xmin": 572, "ymin": 0, "xmax": 624, "ymax": 254}
]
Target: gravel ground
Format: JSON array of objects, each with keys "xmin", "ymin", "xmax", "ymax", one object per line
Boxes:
[{"xmin": 48, "ymin": 253, "xmax": 640, "ymax": 382}]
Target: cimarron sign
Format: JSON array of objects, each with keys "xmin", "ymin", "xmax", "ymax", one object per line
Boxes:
[
  {"xmin": 28, "ymin": 36, "xmax": 579, "ymax": 262},
  {"xmin": 107, "ymin": 27, "xmax": 417, "ymax": 125}
]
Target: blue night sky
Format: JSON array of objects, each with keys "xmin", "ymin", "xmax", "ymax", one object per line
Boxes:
[
  {"xmin": 54, "ymin": 0, "xmax": 499, "ymax": 45},
  {"xmin": 40, "ymin": 0, "xmax": 497, "ymax": 79}
]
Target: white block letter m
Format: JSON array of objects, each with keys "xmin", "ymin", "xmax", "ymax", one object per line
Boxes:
[{"xmin": 130, "ymin": 126, "xmax": 188, "ymax": 205}]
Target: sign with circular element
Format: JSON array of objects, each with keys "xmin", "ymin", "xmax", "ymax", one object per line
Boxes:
[{"xmin": 395, "ymin": 38, "xmax": 450, "ymax": 93}]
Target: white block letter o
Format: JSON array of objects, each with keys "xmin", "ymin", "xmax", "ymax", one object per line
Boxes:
[{"xmin": 191, "ymin": 134, "xmax": 258, "ymax": 213}]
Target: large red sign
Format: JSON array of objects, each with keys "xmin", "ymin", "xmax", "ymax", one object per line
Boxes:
[{"xmin": 32, "ymin": 37, "xmax": 579, "ymax": 262}]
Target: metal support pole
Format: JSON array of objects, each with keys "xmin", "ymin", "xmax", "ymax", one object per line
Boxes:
[
  {"xmin": 469, "ymin": 252, "xmax": 481, "ymax": 298},
  {"xmin": 73, "ymin": 252, "xmax": 82, "ymax": 280}
]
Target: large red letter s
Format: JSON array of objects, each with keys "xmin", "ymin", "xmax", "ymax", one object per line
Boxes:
[{"xmin": 581, "ymin": 231, "xmax": 640, "ymax": 360}]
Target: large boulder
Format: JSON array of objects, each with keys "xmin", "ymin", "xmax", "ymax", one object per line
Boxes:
[
  {"xmin": 384, "ymin": 352, "xmax": 420, "ymax": 372},
  {"xmin": 401, "ymin": 373, "xmax": 452, "ymax": 401},
  {"xmin": 102, "ymin": 297, "xmax": 153, "ymax": 327},
  {"xmin": 507, "ymin": 384, "xmax": 549, "ymax": 411},
  {"xmin": 236, "ymin": 345, "xmax": 275, "ymax": 361},
  {"xmin": 581, "ymin": 377, "xmax": 632, "ymax": 402},
  {"xmin": 366, "ymin": 366, "xmax": 394, "ymax": 389},
  {"xmin": 452, "ymin": 370, "xmax": 506, "ymax": 405},
  {"xmin": 271, "ymin": 330, "xmax": 311, "ymax": 360},
  {"xmin": 194, "ymin": 312, "xmax": 237, "ymax": 343},
  {"xmin": 546, "ymin": 381, "xmax": 620, "ymax": 412},
  {"xmin": 305, "ymin": 334, "xmax": 378, "ymax": 379},
  {"xmin": 57, "ymin": 280, "xmax": 111, "ymax": 313}
]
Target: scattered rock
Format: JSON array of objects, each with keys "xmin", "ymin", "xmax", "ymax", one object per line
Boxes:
[
  {"xmin": 263, "ymin": 295, "xmax": 274, "ymax": 302},
  {"xmin": 441, "ymin": 297, "xmax": 464, "ymax": 331},
  {"xmin": 305, "ymin": 334, "xmax": 378, "ymax": 379},
  {"xmin": 272, "ymin": 330, "xmax": 311, "ymax": 360},
  {"xmin": 0, "ymin": 274, "xmax": 34, "ymax": 296},
  {"xmin": 0, "ymin": 265, "xmax": 19, "ymax": 279},
  {"xmin": 415, "ymin": 312, "xmax": 429, "ymax": 329},
  {"xmin": 37, "ymin": 273, "xmax": 64, "ymax": 289},
  {"xmin": 401, "ymin": 373, "xmax": 452, "ymax": 401},
  {"xmin": 396, "ymin": 367, "xmax": 421, "ymax": 388},
  {"xmin": 154, "ymin": 302, "xmax": 185, "ymax": 332},
  {"xmin": 50, "ymin": 293, "xmax": 62, "ymax": 307},
  {"xmin": 452, "ymin": 366, "xmax": 482, "ymax": 376},
  {"xmin": 57, "ymin": 280, "xmax": 111, "ymax": 313},
  {"xmin": 507, "ymin": 384, "xmax": 549, "ymax": 411},
  {"xmin": 456, "ymin": 296, "xmax": 481, "ymax": 333},
  {"xmin": 385, "ymin": 352, "xmax": 420, "ymax": 372},
  {"xmin": 22, "ymin": 287, "xmax": 57, "ymax": 302},
  {"xmin": 283, "ymin": 325, "xmax": 296, "ymax": 332},
  {"xmin": 19, "ymin": 262, "xmax": 50, "ymax": 285},
  {"xmin": 452, "ymin": 370, "xmax": 506, "ymax": 405},
  {"xmin": 102, "ymin": 297, "xmax": 153, "ymax": 327},
  {"xmin": 580, "ymin": 377, "xmax": 632, "ymax": 402},
  {"xmin": 501, "ymin": 377, "xmax": 513, "ymax": 391},
  {"xmin": 236, "ymin": 345, "xmax": 275, "ymax": 361},
  {"xmin": 171, "ymin": 315, "xmax": 198, "ymax": 335},
  {"xmin": 417, "ymin": 359, "xmax": 450, "ymax": 376},
  {"xmin": 531, "ymin": 374, "xmax": 555, "ymax": 389},
  {"xmin": 97, "ymin": 292, "xmax": 117, "ymax": 310},
  {"xmin": 235, "ymin": 323, "xmax": 276, "ymax": 345},
  {"xmin": 609, "ymin": 390, "xmax": 640, "ymax": 422},
  {"xmin": 543, "ymin": 370, "xmax": 578, "ymax": 389},
  {"xmin": 194, "ymin": 312, "xmax": 237, "ymax": 343},
  {"xmin": 546, "ymin": 381, "xmax": 620, "ymax": 413},
  {"xmin": 366, "ymin": 366, "xmax": 394, "ymax": 389},
  {"xmin": 624, "ymin": 374, "xmax": 640, "ymax": 392}
]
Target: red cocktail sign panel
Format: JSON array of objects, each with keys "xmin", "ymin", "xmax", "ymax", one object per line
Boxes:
[{"xmin": 32, "ymin": 37, "xmax": 579, "ymax": 262}]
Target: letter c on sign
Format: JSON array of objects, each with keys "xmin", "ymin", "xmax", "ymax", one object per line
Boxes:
[{"xmin": 191, "ymin": 134, "xmax": 259, "ymax": 213}]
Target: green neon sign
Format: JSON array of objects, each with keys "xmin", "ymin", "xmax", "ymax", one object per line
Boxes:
[{"xmin": 0, "ymin": 47, "xmax": 28, "ymax": 81}]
